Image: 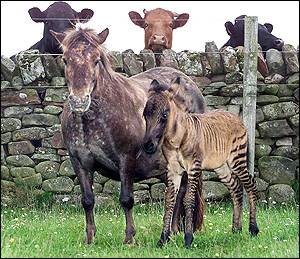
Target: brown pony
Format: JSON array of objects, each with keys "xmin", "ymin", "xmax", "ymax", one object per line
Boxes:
[{"xmin": 50, "ymin": 27, "xmax": 206, "ymax": 244}]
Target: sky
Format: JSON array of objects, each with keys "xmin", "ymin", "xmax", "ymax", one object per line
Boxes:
[{"xmin": 1, "ymin": 1, "xmax": 299, "ymax": 57}]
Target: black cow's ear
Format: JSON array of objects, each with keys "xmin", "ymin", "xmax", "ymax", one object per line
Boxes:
[
  {"xmin": 225, "ymin": 21, "xmax": 235, "ymax": 36},
  {"xmin": 264, "ymin": 23, "xmax": 273, "ymax": 33},
  {"xmin": 50, "ymin": 30, "xmax": 66, "ymax": 44},
  {"xmin": 28, "ymin": 7, "xmax": 45, "ymax": 23},
  {"xmin": 128, "ymin": 11, "xmax": 145, "ymax": 28},
  {"xmin": 98, "ymin": 28, "xmax": 109, "ymax": 44},
  {"xmin": 174, "ymin": 13, "xmax": 189, "ymax": 29},
  {"xmin": 75, "ymin": 8, "xmax": 94, "ymax": 23}
]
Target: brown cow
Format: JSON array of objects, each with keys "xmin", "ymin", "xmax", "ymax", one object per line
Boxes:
[{"xmin": 129, "ymin": 8, "xmax": 189, "ymax": 52}]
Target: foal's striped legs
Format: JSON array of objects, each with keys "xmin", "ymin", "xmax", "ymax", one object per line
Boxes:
[
  {"xmin": 157, "ymin": 168, "xmax": 183, "ymax": 247},
  {"xmin": 215, "ymin": 164, "xmax": 243, "ymax": 233},
  {"xmin": 229, "ymin": 146, "xmax": 259, "ymax": 236},
  {"xmin": 183, "ymin": 159, "xmax": 202, "ymax": 248}
]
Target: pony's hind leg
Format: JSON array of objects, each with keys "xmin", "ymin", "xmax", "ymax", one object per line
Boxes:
[
  {"xmin": 70, "ymin": 157, "xmax": 96, "ymax": 244},
  {"xmin": 229, "ymin": 155, "xmax": 259, "ymax": 236},
  {"xmin": 215, "ymin": 164, "xmax": 243, "ymax": 233}
]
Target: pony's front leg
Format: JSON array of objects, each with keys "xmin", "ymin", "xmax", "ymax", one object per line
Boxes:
[
  {"xmin": 70, "ymin": 157, "xmax": 96, "ymax": 244},
  {"xmin": 157, "ymin": 170, "xmax": 182, "ymax": 247},
  {"xmin": 119, "ymin": 158, "xmax": 136, "ymax": 244}
]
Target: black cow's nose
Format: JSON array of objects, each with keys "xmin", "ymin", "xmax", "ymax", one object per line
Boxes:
[
  {"xmin": 274, "ymin": 38, "xmax": 284, "ymax": 48},
  {"xmin": 143, "ymin": 141, "xmax": 156, "ymax": 154}
]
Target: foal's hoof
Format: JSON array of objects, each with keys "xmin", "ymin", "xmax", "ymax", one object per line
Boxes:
[
  {"xmin": 156, "ymin": 239, "xmax": 165, "ymax": 248},
  {"xmin": 232, "ymin": 226, "xmax": 242, "ymax": 234},
  {"xmin": 123, "ymin": 237, "xmax": 135, "ymax": 245},
  {"xmin": 249, "ymin": 223, "xmax": 259, "ymax": 236}
]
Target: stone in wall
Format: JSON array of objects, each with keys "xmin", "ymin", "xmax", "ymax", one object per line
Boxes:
[
  {"xmin": 268, "ymin": 184, "xmax": 295, "ymax": 203},
  {"xmin": 1, "ymin": 56, "xmax": 16, "ymax": 81},
  {"xmin": 258, "ymin": 119, "xmax": 295, "ymax": 138},
  {"xmin": 108, "ymin": 51, "xmax": 124, "ymax": 72},
  {"xmin": 159, "ymin": 49, "xmax": 178, "ymax": 69},
  {"xmin": 41, "ymin": 55, "xmax": 62, "ymax": 79},
  {"xmin": 12, "ymin": 127, "xmax": 48, "ymax": 141},
  {"xmin": 16, "ymin": 49, "xmax": 46, "ymax": 85},
  {"xmin": 1, "ymin": 118, "xmax": 21, "ymax": 133},
  {"xmin": 1, "ymin": 89, "xmax": 41, "ymax": 107},
  {"xmin": 3, "ymin": 106, "xmax": 33, "ymax": 119},
  {"xmin": 205, "ymin": 41, "xmax": 223, "ymax": 74},
  {"xmin": 177, "ymin": 51, "xmax": 203, "ymax": 76},
  {"xmin": 44, "ymin": 88, "xmax": 69, "ymax": 105},
  {"xmin": 266, "ymin": 49, "xmax": 285, "ymax": 76},
  {"xmin": 199, "ymin": 53, "xmax": 212, "ymax": 77},
  {"xmin": 220, "ymin": 46, "xmax": 239, "ymax": 73},
  {"xmin": 35, "ymin": 161, "xmax": 59, "ymax": 180},
  {"xmin": 13, "ymin": 173, "xmax": 43, "ymax": 187},
  {"xmin": 8, "ymin": 141, "xmax": 35, "ymax": 155},
  {"xmin": 258, "ymin": 156, "xmax": 296, "ymax": 185},
  {"xmin": 140, "ymin": 49, "xmax": 156, "ymax": 70},
  {"xmin": 103, "ymin": 180, "xmax": 121, "ymax": 194},
  {"xmin": 203, "ymin": 181, "xmax": 230, "ymax": 201},
  {"xmin": 10, "ymin": 167, "xmax": 36, "ymax": 178},
  {"xmin": 261, "ymin": 102, "xmax": 299, "ymax": 120},
  {"xmin": 59, "ymin": 159, "xmax": 75, "ymax": 176},
  {"xmin": 122, "ymin": 49, "xmax": 143, "ymax": 76},
  {"xmin": 282, "ymin": 44, "xmax": 299, "ymax": 75},
  {"xmin": 22, "ymin": 114, "xmax": 60, "ymax": 127},
  {"xmin": 150, "ymin": 183, "xmax": 166, "ymax": 201},
  {"xmin": 42, "ymin": 176, "xmax": 74, "ymax": 193}
]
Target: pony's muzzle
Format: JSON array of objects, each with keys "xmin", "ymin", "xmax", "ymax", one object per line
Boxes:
[{"xmin": 68, "ymin": 94, "xmax": 91, "ymax": 113}]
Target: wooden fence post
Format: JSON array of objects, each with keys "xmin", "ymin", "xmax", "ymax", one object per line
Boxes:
[{"xmin": 242, "ymin": 16, "xmax": 258, "ymax": 206}]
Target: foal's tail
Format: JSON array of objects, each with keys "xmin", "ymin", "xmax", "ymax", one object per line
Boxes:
[{"xmin": 193, "ymin": 177, "xmax": 205, "ymax": 231}]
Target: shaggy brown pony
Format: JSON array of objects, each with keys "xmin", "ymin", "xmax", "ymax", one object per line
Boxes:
[{"xmin": 50, "ymin": 27, "xmax": 206, "ymax": 244}]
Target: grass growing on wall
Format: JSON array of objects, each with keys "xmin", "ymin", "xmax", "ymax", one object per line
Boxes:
[{"xmin": 1, "ymin": 200, "xmax": 299, "ymax": 258}]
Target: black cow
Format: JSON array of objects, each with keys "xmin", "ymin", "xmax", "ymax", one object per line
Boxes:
[
  {"xmin": 223, "ymin": 15, "xmax": 284, "ymax": 77},
  {"xmin": 223, "ymin": 15, "xmax": 284, "ymax": 51},
  {"xmin": 11, "ymin": 1, "xmax": 94, "ymax": 61}
]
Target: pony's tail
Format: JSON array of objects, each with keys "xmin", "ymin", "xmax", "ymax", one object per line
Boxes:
[{"xmin": 193, "ymin": 177, "xmax": 205, "ymax": 231}]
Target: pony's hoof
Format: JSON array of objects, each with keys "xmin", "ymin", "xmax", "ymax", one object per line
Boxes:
[
  {"xmin": 184, "ymin": 233, "xmax": 193, "ymax": 249},
  {"xmin": 232, "ymin": 226, "xmax": 242, "ymax": 234}
]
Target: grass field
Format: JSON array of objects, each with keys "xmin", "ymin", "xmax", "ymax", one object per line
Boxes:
[{"xmin": 1, "ymin": 200, "xmax": 299, "ymax": 258}]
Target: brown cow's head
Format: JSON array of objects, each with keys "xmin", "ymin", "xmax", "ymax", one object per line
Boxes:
[{"xmin": 129, "ymin": 8, "xmax": 189, "ymax": 52}]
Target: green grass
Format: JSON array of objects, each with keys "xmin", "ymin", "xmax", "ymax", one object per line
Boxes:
[{"xmin": 1, "ymin": 201, "xmax": 299, "ymax": 258}]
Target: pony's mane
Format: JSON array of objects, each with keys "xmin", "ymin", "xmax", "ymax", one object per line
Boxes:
[{"xmin": 61, "ymin": 27, "xmax": 121, "ymax": 81}]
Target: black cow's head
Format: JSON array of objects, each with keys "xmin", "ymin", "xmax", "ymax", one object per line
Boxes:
[
  {"xmin": 28, "ymin": 1, "xmax": 94, "ymax": 53},
  {"xmin": 223, "ymin": 15, "xmax": 284, "ymax": 51}
]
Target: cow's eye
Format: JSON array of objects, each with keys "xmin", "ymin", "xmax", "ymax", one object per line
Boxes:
[
  {"xmin": 169, "ymin": 22, "xmax": 173, "ymax": 28},
  {"xmin": 144, "ymin": 23, "xmax": 149, "ymax": 28}
]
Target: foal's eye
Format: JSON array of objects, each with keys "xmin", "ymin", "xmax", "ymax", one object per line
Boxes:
[
  {"xmin": 161, "ymin": 112, "xmax": 168, "ymax": 120},
  {"xmin": 62, "ymin": 58, "xmax": 67, "ymax": 65}
]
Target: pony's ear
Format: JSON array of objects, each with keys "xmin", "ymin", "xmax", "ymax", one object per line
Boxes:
[
  {"xmin": 129, "ymin": 11, "xmax": 145, "ymax": 28},
  {"xmin": 28, "ymin": 7, "xmax": 45, "ymax": 23},
  {"xmin": 75, "ymin": 8, "xmax": 94, "ymax": 23},
  {"xmin": 98, "ymin": 28, "xmax": 109, "ymax": 44},
  {"xmin": 173, "ymin": 13, "xmax": 189, "ymax": 29},
  {"xmin": 50, "ymin": 30, "xmax": 66, "ymax": 44}
]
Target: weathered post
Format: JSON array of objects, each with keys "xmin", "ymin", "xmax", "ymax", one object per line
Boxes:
[{"xmin": 242, "ymin": 16, "xmax": 258, "ymax": 206}]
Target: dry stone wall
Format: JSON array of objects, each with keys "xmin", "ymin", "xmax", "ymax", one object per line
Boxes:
[{"xmin": 1, "ymin": 42, "xmax": 299, "ymax": 206}]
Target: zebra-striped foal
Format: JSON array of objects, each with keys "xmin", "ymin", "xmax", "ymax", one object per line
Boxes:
[{"xmin": 142, "ymin": 78, "xmax": 259, "ymax": 248}]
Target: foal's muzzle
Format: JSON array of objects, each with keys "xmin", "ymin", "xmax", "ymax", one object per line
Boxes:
[
  {"xmin": 68, "ymin": 94, "xmax": 91, "ymax": 113},
  {"xmin": 143, "ymin": 140, "xmax": 157, "ymax": 154}
]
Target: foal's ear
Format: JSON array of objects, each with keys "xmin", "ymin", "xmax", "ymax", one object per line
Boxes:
[
  {"xmin": 98, "ymin": 28, "xmax": 109, "ymax": 44},
  {"xmin": 50, "ymin": 30, "xmax": 66, "ymax": 44},
  {"xmin": 149, "ymin": 79, "xmax": 161, "ymax": 92},
  {"xmin": 169, "ymin": 77, "xmax": 181, "ymax": 97}
]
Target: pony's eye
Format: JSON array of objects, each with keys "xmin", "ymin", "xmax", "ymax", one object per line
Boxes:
[
  {"xmin": 62, "ymin": 58, "xmax": 67, "ymax": 65},
  {"xmin": 95, "ymin": 59, "xmax": 101, "ymax": 66},
  {"xmin": 161, "ymin": 112, "xmax": 168, "ymax": 120}
]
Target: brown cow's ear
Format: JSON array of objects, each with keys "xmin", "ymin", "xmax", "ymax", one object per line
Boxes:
[
  {"xmin": 173, "ymin": 13, "xmax": 189, "ymax": 29},
  {"xmin": 225, "ymin": 21, "xmax": 235, "ymax": 36},
  {"xmin": 129, "ymin": 11, "xmax": 145, "ymax": 28},
  {"xmin": 98, "ymin": 28, "xmax": 109, "ymax": 44},
  {"xmin": 50, "ymin": 30, "xmax": 66, "ymax": 44},
  {"xmin": 75, "ymin": 8, "xmax": 94, "ymax": 23},
  {"xmin": 264, "ymin": 23, "xmax": 273, "ymax": 33},
  {"xmin": 28, "ymin": 7, "xmax": 45, "ymax": 23}
]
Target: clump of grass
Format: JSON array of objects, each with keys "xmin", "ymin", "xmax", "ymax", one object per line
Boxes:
[{"xmin": 1, "ymin": 201, "xmax": 299, "ymax": 258}]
